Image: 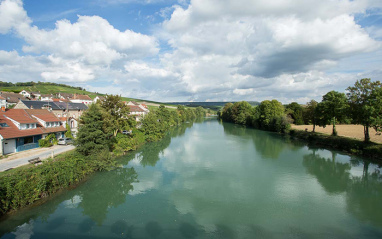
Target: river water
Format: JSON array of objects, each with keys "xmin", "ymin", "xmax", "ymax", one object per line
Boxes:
[{"xmin": 1, "ymin": 118, "xmax": 382, "ymax": 238}]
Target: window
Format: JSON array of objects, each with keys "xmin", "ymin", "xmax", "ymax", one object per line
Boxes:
[
  {"xmin": 0, "ymin": 123, "xmax": 9, "ymax": 127},
  {"xmin": 46, "ymin": 122, "xmax": 50, "ymax": 127},
  {"xmin": 24, "ymin": 136, "xmax": 33, "ymax": 144},
  {"xmin": 26, "ymin": 124, "xmax": 30, "ymax": 129}
]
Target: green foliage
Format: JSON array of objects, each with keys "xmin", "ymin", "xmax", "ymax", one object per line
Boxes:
[
  {"xmin": 231, "ymin": 101, "xmax": 253, "ymax": 125},
  {"xmin": 100, "ymin": 94, "xmax": 136, "ymax": 137},
  {"xmin": 318, "ymin": 91, "xmax": 348, "ymax": 136},
  {"xmin": 38, "ymin": 133, "xmax": 57, "ymax": 147},
  {"xmin": 305, "ymin": 100, "xmax": 318, "ymax": 131},
  {"xmin": 76, "ymin": 104, "xmax": 108, "ymax": 156},
  {"xmin": 218, "ymin": 100, "xmax": 290, "ymax": 133},
  {"xmin": 255, "ymin": 100, "xmax": 286, "ymax": 131},
  {"xmin": 65, "ymin": 124, "xmax": 73, "ymax": 138},
  {"xmin": 0, "ymin": 151, "xmax": 116, "ymax": 216},
  {"xmin": 286, "ymin": 102, "xmax": 304, "ymax": 125},
  {"xmin": 113, "ymin": 130, "xmax": 145, "ymax": 156},
  {"xmin": 346, "ymin": 78, "xmax": 382, "ymax": 142}
]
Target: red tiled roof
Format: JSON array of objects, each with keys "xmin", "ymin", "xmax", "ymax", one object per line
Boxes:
[
  {"xmin": 59, "ymin": 117, "xmax": 67, "ymax": 122},
  {"xmin": 52, "ymin": 98, "xmax": 60, "ymax": 102},
  {"xmin": 41, "ymin": 125, "xmax": 67, "ymax": 134},
  {"xmin": 0, "ymin": 96, "xmax": 5, "ymax": 100},
  {"xmin": 0, "ymin": 109, "xmax": 66, "ymax": 139},
  {"xmin": 128, "ymin": 105, "xmax": 147, "ymax": 113},
  {"xmin": 2, "ymin": 109, "xmax": 38, "ymax": 124},
  {"xmin": 0, "ymin": 113, "xmax": 43, "ymax": 139},
  {"xmin": 25, "ymin": 109, "xmax": 61, "ymax": 122},
  {"xmin": 73, "ymin": 94, "xmax": 92, "ymax": 100}
]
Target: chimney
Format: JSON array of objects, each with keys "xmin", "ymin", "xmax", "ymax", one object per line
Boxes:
[{"xmin": 1, "ymin": 106, "xmax": 5, "ymax": 112}]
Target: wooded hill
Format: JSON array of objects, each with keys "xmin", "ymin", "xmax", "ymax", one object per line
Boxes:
[{"xmin": 0, "ymin": 81, "xmax": 157, "ymax": 104}]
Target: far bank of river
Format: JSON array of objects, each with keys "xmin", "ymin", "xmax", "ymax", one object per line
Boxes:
[{"xmin": 1, "ymin": 119, "xmax": 381, "ymax": 238}]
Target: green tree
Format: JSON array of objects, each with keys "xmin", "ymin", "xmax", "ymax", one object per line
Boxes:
[
  {"xmin": 219, "ymin": 103, "xmax": 234, "ymax": 123},
  {"xmin": 231, "ymin": 101, "xmax": 253, "ymax": 125},
  {"xmin": 76, "ymin": 104, "xmax": 108, "ymax": 156},
  {"xmin": 319, "ymin": 91, "xmax": 348, "ymax": 136},
  {"xmin": 346, "ymin": 78, "xmax": 382, "ymax": 142},
  {"xmin": 286, "ymin": 102, "xmax": 304, "ymax": 125},
  {"xmin": 100, "ymin": 94, "xmax": 135, "ymax": 137},
  {"xmin": 305, "ymin": 100, "xmax": 318, "ymax": 132},
  {"xmin": 256, "ymin": 100, "xmax": 285, "ymax": 130}
]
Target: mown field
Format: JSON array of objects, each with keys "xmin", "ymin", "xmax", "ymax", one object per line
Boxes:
[{"xmin": 292, "ymin": 124, "xmax": 382, "ymax": 144}]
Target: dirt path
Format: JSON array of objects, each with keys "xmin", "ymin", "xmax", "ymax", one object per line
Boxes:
[{"xmin": 291, "ymin": 124, "xmax": 382, "ymax": 144}]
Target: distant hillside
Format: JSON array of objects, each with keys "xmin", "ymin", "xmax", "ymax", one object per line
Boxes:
[
  {"xmin": 168, "ymin": 101, "xmax": 260, "ymax": 110},
  {"xmin": 0, "ymin": 81, "xmax": 159, "ymax": 104}
]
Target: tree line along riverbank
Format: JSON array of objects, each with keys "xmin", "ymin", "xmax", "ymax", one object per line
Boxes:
[
  {"xmin": 217, "ymin": 78, "xmax": 382, "ymax": 160},
  {"xmin": 0, "ymin": 95, "xmax": 206, "ymax": 217}
]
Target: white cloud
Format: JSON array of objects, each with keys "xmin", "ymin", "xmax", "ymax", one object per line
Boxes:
[
  {"xmin": 0, "ymin": 0, "xmax": 381, "ymax": 102},
  {"xmin": 0, "ymin": 0, "xmax": 30, "ymax": 34}
]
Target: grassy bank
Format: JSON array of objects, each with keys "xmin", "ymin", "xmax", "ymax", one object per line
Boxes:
[{"xmin": 289, "ymin": 129, "xmax": 382, "ymax": 160}]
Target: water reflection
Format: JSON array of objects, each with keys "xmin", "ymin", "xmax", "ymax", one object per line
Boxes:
[
  {"xmin": 222, "ymin": 122, "xmax": 286, "ymax": 159},
  {"xmin": 303, "ymin": 151, "xmax": 351, "ymax": 194},
  {"xmin": 303, "ymin": 150, "xmax": 382, "ymax": 228},
  {"xmin": 1, "ymin": 119, "xmax": 382, "ymax": 238},
  {"xmin": 78, "ymin": 167, "xmax": 138, "ymax": 225},
  {"xmin": 346, "ymin": 162, "xmax": 382, "ymax": 228}
]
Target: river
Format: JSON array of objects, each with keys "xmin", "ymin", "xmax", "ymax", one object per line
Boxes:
[{"xmin": 1, "ymin": 118, "xmax": 382, "ymax": 238}]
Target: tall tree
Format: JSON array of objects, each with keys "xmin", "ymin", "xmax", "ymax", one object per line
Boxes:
[
  {"xmin": 100, "ymin": 95, "xmax": 135, "ymax": 137},
  {"xmin": 305, "ymin": 100, "xmax": 318, "ymax": 132},
  {"xmin": 286, "ymin": 102, "xmax": 304, "ymax": 125},
  {"xmin": 76, "ymin": 104, "xmax": 108, "ymax": 156},
  {"xmin": 319, "ymin": 91, "xmax": 348, "ymax": 136},
  {"xmin": 346, "ymin": 78, "xmax": 382, "ymax": 142},
  {"xmin": 231, "ymin": 101, "xmax": 253, "ymax": 125}
]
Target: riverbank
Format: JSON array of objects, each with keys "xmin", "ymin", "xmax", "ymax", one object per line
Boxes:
[
  {"xmin": 0, "ymin": 110, "xmax": 206, "ymax": 218},
  {"xmin": 288, "ymin": 129, "xmax": 382, "ymax": 160}
]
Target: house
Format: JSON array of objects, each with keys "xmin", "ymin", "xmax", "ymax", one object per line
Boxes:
[
  {"xmin": 0, "ymin": 109, "xmax": 66, "ymax": 155},
  {"xmin": 19, "ymin": 90, "xmax": 31, "ymax": 98},
  {"xmin": 40, "ymin": 94, "xmax": 54, "ymax": 101},
  {"xmin": 15, "ymin": 100, "xmax": 62, "ymax": 112},
  {"xmin": 126, "ymin": 101, "xmax": 139, "ymax": 106},
  {"xmin": 30, "ymin": 92, "xmax": 41, "ymax": 99},
  {"xmin": 93, "ymin": 96, "xmax": 105, "ymax": 104},
  {"xmin": 15, "ymin": 100, "xmax": 87, "ymax": 119},
  {"xmin": 0, "ymin": 92, "xmax": 28, "ymax": 108},
  {"xmin": 70, "ymin": 94, "xmax": 93, "ymax": 105},
  {"xmin": 127, "ymin": 105, "xmax": 149, "ymax": 121},
  {"xmin": 58, "ymin": 92, "xmax": 74, "ymax": 100}
]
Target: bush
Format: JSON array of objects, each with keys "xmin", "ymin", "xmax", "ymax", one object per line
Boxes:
[
  {"xmin": 38, "ymin": 138, "xmax": 52, "ymax": 147},
  {"xmin": 0, "ymin": 151, "xmax": 117, "ymax": 216}
]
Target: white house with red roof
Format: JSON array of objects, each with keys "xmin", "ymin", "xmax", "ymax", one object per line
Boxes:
[
  {"xmin": 0, "ymin": 109, "xmax": 66, "ymax": 155},
  {"xmin": 70, "ymin": 94, "xmax": 93, "ymax": 105}
]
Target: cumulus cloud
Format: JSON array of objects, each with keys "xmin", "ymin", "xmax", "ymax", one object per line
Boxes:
[
  {"xmin": 0, "ymin": 0, "xmax": 381, "ymax": 102},
  {"xmin": 0, "ymin": 0, "xmax": 30, "ymax": 34},
  {"xmin": 0, "ymin": 0, "xmax": 159, "ymax": 84},
  {"xmin": 154, "ymin": 0, "xmax": 381, "ymax": 102}
]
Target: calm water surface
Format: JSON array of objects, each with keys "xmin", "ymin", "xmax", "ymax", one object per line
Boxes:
[{"xmin": 1, "ymin": 119, "xmax": 382, "ymax": 238}]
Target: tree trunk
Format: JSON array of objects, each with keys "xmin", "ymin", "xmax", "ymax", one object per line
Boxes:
[
  {"xmin": 364, "ymin": 125, "xmax": 370, "ymax": 143},
  {"xmin": 313, "ymin": 123, "xmax": 316, "ymax": 133},
  {"xmin": 332, "ymin": 117, "xmax": 337, "ymax": 136}
]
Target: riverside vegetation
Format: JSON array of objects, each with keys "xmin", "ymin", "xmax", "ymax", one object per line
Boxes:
[
  {"xmin": 218, "ymin": 78, "xmax": 382, "ymax": 159},
  {"xmin": 0, "ymin": 95, "xmax": 206, "ymax": 217}
]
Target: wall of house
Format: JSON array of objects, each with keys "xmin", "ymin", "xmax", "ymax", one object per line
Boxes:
[
  {"xmin": 2, "ymin": 138, "xmax": 16, "ymax": 155},
  {"xmin": 13, "ymin": 102, "xmax": 28, "ymax": 109}
]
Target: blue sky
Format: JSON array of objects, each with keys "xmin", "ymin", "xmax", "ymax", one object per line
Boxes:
[{"xmin": 0, "ymin": 0, "xmax": 381, "ymax": 103}]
